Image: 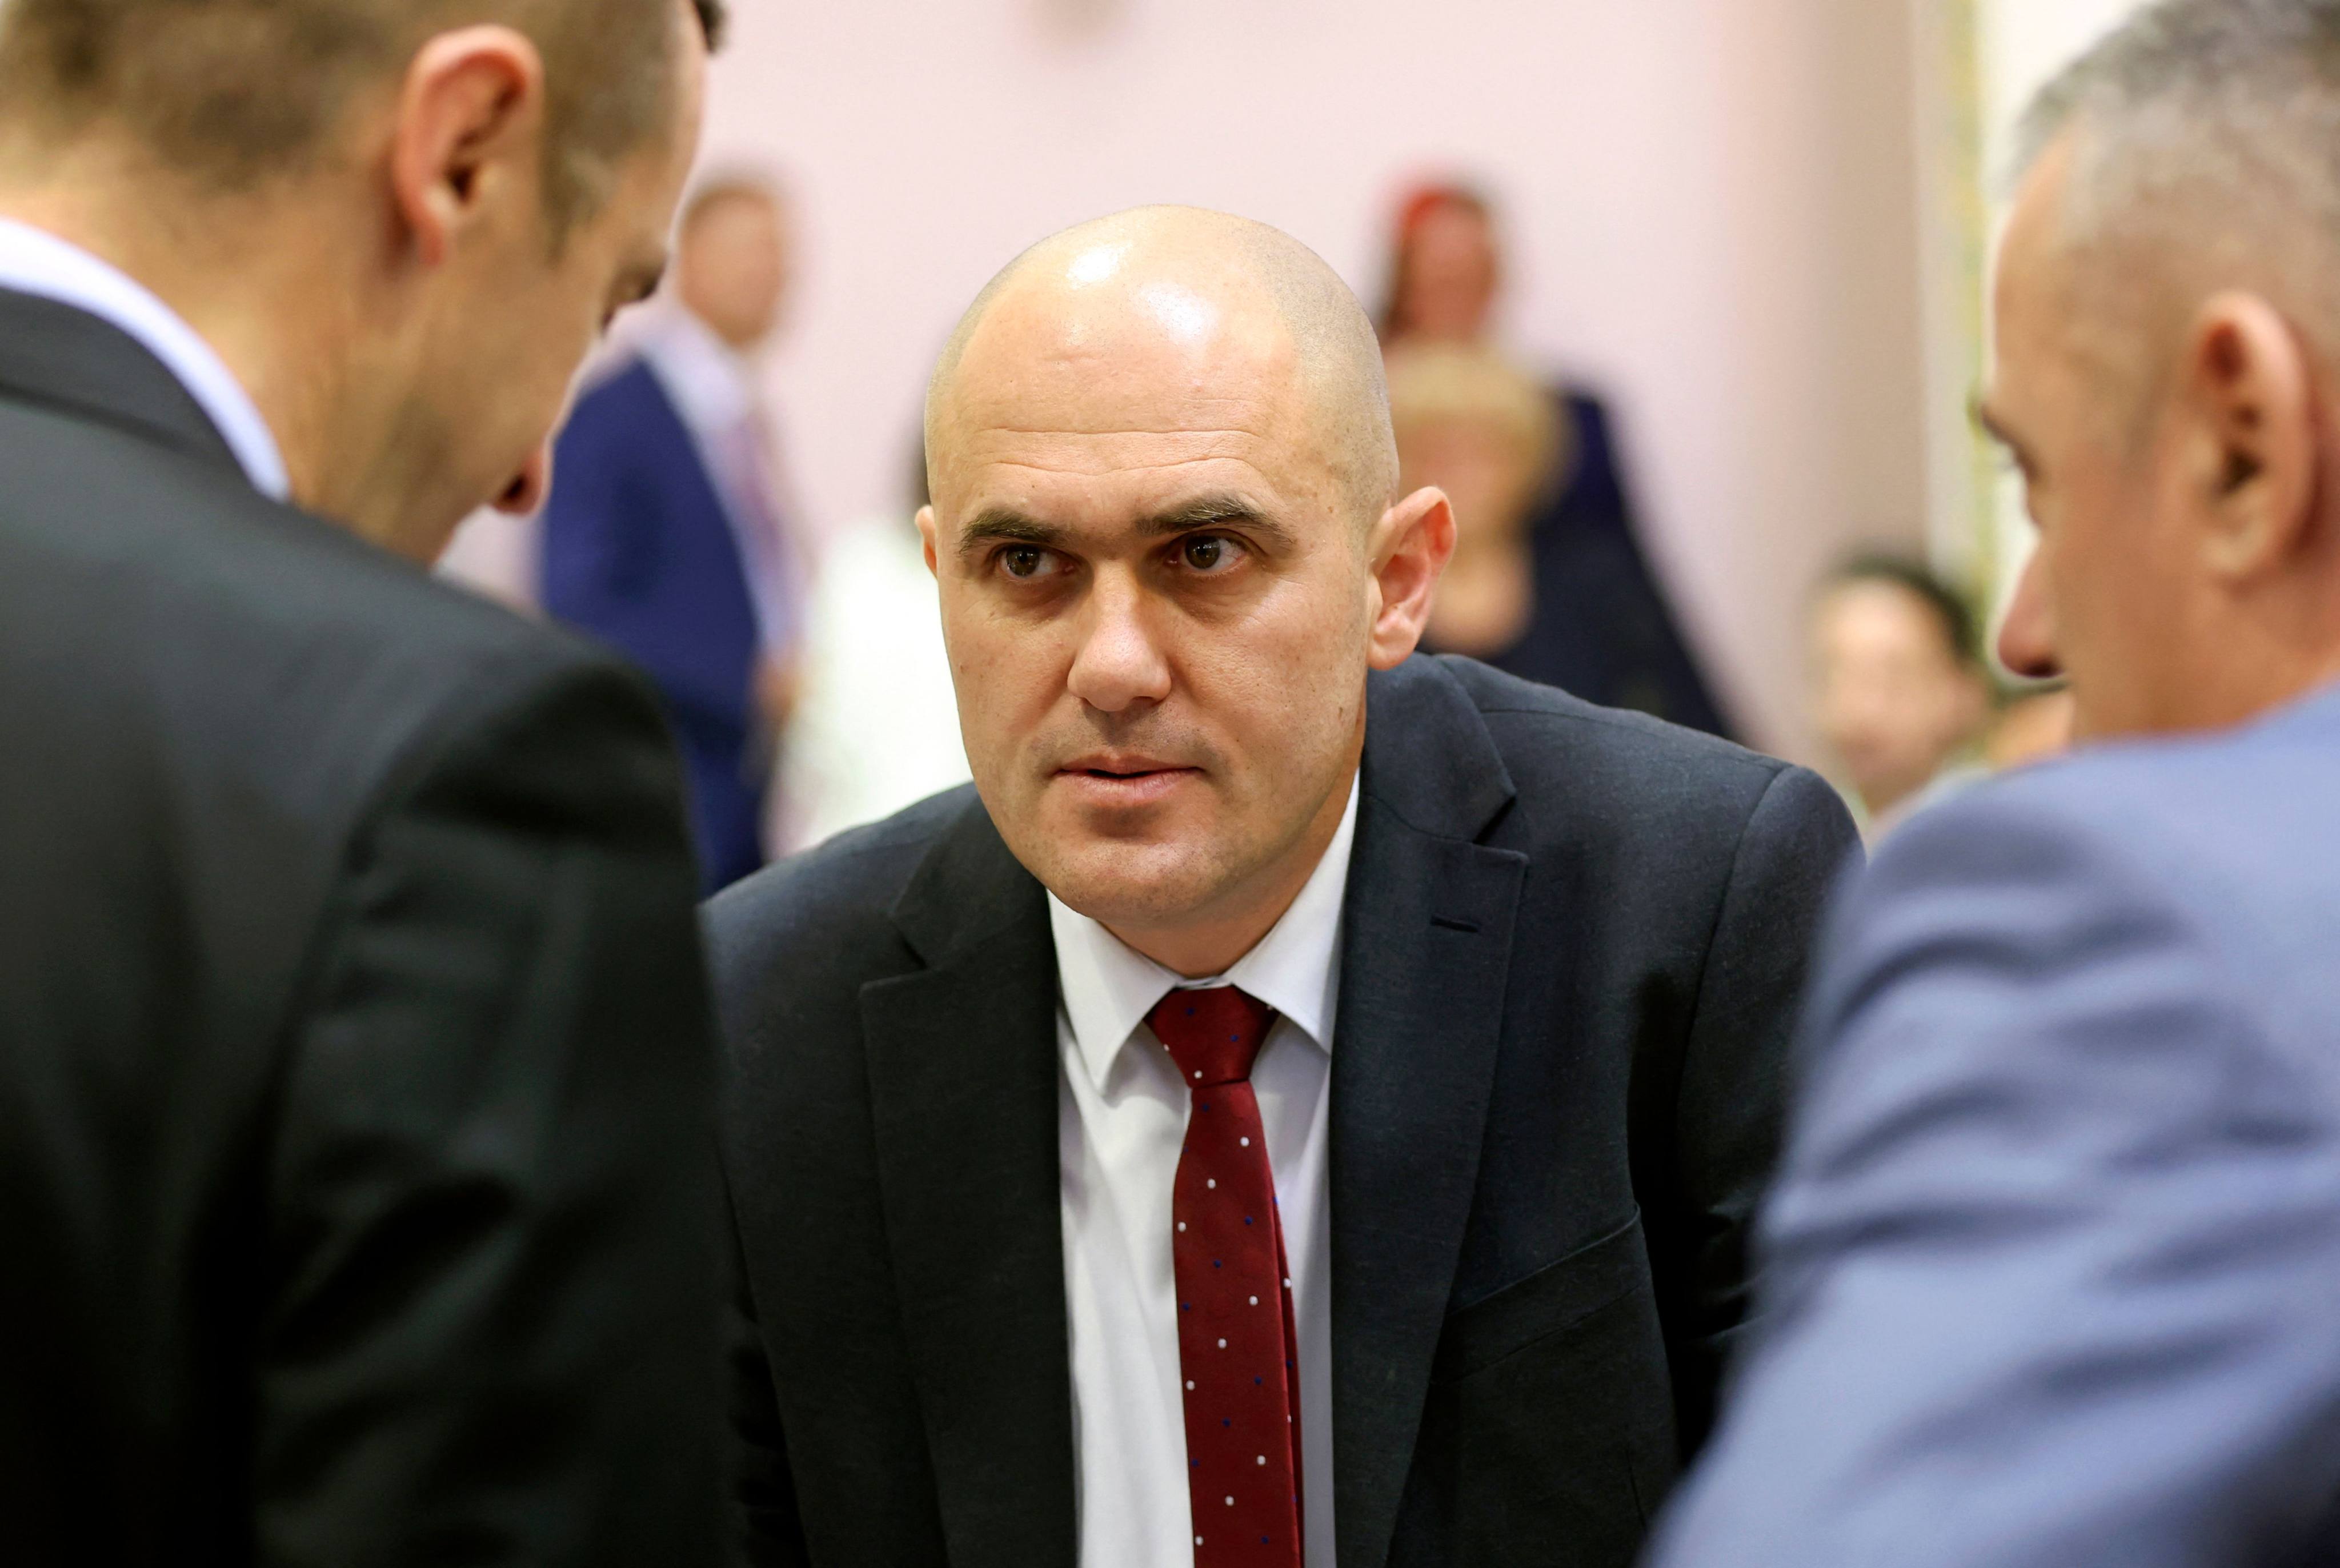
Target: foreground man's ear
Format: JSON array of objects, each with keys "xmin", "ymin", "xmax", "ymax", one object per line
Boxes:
[
  {"xmin": 2183, "ymin": 290, "xmax": 2318, "ymax": 583},
  {"xmin": 388, "ymin": 26, "xmax": 547, "ymax": 268},
  {"xmin": 1366, "ymin": 486, "xmax": 1457, "ymax": 671}
]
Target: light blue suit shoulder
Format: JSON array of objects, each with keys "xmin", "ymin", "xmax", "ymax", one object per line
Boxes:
[{"xmin": 1650, "ymin": 686, "xmax": 2340, "ymax": 1568}]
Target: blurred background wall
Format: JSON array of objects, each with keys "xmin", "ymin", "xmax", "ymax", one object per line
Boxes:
[
  {"xmin": 443, "ymin": 0, "xmax": 2171, "ymax": 803},
  {"xmin": 691, "ymin": 0, "xmax": 1936, "ymax": 759}
]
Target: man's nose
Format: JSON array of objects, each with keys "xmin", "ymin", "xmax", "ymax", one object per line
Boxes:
[
  {"xmin": 1066, "ymin": 572, "xmax": 1173, "ymax": 715},
  {"xmin": 493, "ymin": 443, "xmax": 554, "ymax": 517},
  {"xmin": 1996, "ymin": 550, "xmax": 2063, "ymax": 681}
]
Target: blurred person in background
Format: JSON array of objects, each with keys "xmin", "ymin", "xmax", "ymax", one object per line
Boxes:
[
  {"xmin": 1808, "ymin": 555, "xmax": 1992, "ymax": 837},
  {"xmin": 1379, "ymin": 183, "xmax": 1734, "ymax": 736},
  {"xmin": 540, "ymin": 173, "xmax": 807, "ymax": 893},
  {"xmin": 0, "ymin": 0, "xmax": 731, "ymax": 1562},
  {"xmin": 1653, "ymin": 3, "xmax": 2340, "ymax": 1564},
  {"xmin": 1385, "ymin": 340, "xmax": 1555, "ymax": 672},
  {"xmin": 779, "ymin": 441, "xmax": 972, "ymax": 849}
]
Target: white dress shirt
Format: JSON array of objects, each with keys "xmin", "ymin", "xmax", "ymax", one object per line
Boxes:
[
  {"xmin": 1052, "ymin": 777, "xmax": 1357, "ymax": 1568},
  {"xmin": 0, "ymin": 218, "xmax": 288, "ymax": 499}
]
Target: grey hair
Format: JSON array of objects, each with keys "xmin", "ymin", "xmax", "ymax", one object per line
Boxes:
[
  {"xmin": 2010, "ymin": 0, "xmax": 2340, "ymax": 418},
  {"xmin": 2018, "ymin": 0, "xmax": 2340, "ymax": 170},
  {"xmin": 2016, "ymin": 1, "xmax": 2340, "ymax": 239}
]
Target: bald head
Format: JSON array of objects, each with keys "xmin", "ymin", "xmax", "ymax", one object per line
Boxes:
[
  {"xmin": 915, "ymin": 206, "xmax": 1456, "ymax": 975},
  {"xmin": 925, "ymin": 206, "xmax": 1398, "ymax": 524}
]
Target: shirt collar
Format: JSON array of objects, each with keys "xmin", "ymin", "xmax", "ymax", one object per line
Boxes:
[
  {"xmin": 636, "ymin": 303, "xmax": 759, "ymax": 435},
  {"xmin": 0, "ymin": 218, "xmax": 290, "ymax": 500},
  {"xmin": 1050, "ymin": 773, "xmax": 1359, "ymax": 1093}
]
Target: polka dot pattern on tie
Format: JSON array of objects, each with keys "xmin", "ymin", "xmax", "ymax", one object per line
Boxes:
[{"xmin": 1148, "ymin": 985, "xmax": 1304, "ymax": 1568}]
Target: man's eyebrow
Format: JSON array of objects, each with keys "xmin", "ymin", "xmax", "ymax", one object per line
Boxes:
[
  {"xmin": 956, "ymin": 509, "xmax": 1063, "ymax": 559},
  {"xmin": 1135, "ymin": 495, "xmax": 1296, "ymax": 550},
  {"xmin": 953, "ymin": 496, "xmax": 1299, "ymax": 560}
]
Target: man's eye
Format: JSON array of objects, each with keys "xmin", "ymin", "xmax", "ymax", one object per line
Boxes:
[
  {"xmin": 1001, "ymin": 546, "xmax": 1051, "ymax": 579},
  {"xmin": 1180, "ymin": 535, "xmax": 1239, "ymax": 572}
]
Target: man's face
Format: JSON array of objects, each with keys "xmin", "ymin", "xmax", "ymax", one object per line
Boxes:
[
  {"xmin": 391, "ymin": 23, "xmax": 707, "ymax": 550},
  {"xmin": 923, "ymin": 264, "xmax": 1378, "ymax": 943},
  {"xmin": 678, "ymin": 194, "xmax": 788, "ymax": 350},
  {"xmin": 1403, "ymin": 205, "xmax": 1497, "ymax": 341},
  {"xmin": 1812, "ymin": 580, "xmax": 1984, "ymax": 816},
  {"xmin": 1984, "ymin": 142, "xmax": 2198, "ymax": 739}
]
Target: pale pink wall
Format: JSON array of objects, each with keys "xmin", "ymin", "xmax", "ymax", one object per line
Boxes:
[{"xmin": 699, "ymin": 0, "xmax": 1927, "ymax": 756}]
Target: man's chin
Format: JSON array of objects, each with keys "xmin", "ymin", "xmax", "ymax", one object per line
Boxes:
[{"xmin": 1018, "ymin": 832, "xmax": 1227, "ymax": 933}]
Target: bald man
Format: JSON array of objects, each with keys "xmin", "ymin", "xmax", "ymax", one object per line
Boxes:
[{"xmin": 709, "ymin": 207, "xmax": 1856, "ymax": 1568}]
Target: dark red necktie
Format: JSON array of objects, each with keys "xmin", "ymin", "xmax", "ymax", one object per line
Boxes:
[{"xmin": 1148, "ymin": 986, "xmax": 1303, "ymax": 1568}]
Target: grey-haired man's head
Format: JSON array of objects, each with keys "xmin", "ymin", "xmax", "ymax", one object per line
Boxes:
[{"xmin": 1984, "ymin": 0, "xmax": 2340, "ymax": 740}]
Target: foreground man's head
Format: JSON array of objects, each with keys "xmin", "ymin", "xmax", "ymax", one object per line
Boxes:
[
  {"xmin": 920, "ymin": 207, "xmax": 1456, "ymax": 977},
  {"xmin": 0, "ymin": 0, "xmax": 719, "ymax": 558},
  {"xmin": 1986, "ymin": 0, "xmax": 2340, "ymax": 740}
]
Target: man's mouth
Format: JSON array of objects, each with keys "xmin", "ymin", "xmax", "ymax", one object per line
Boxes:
[
  {"xmin": 1054, "ymin": 754, "xmax": 1201, "ymax": 801},
  {"xmin": 1060, "ymin": 751, "xmax": 1188, "ymax": 777}
]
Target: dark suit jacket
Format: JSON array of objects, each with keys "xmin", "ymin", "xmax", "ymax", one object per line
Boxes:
[
  {"xmin": 708, "ymin": 655, "xmax": 1857, "ymax": 1568},
  {"xmin": 540, "ymin": 359, "xmax": 768, "ymax": 892},
  {"xmin": 0, "ymin": 288, "xmax": 726, "ymax": 1565}
]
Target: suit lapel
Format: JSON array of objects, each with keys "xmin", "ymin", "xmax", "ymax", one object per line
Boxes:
[
  {"xmin": 862, "ymin": 804, "xmax": 1077, "ymax": 1568},
  {"xmin": 1332, "ymin": 660, "xmax": 1527, "ymax": 1568}
]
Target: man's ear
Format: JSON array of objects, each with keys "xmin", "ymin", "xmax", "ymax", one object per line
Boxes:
[
  {"xmin": 1365, "ymin": 486, "xmax": 1457, "ymax": 671},
  {"xmin": 917, "ymin": 505, "xmax": 942, "ymax": 579},
  {"xmin": 2181, "ymin": 290, "xmax": 2319, "ymax": 582},
  {"xmin": 389, "ymin": 27, "xmax": 546, "ymax": 268}
]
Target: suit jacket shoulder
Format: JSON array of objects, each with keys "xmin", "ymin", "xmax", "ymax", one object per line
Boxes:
[
  {"xmin": 1652, "ymin": 685, "xmax": 2340, "ymax": 1568},
  {"xmin": 706, "ymin": 784, "xmax": 978, "ymax": 1048},
  {"xmin": 4, "ymin": 374, "xmax": 642, "ymax": 800},
  {"xmin": 1838, "ymin": 685, "xmax": 2340, "ymax": 1072},
  {"xmin": 1424, "ymin": 654, "xmax": 1833, "ymax": 872}
]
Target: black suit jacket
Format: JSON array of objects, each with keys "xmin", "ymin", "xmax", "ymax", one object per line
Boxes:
[
  {"xmin": 710, "ymin": 654, "xmax": 1856, "ymax": 1568},
  {"xmin": 0, "ymin": 288, "xmax": 726, "ymax": 1564}
]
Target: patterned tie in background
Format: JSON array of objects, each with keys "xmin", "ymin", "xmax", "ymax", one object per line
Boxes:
[{"xmin": 1147, "ymin": 986, "xmax": 1304, "ymax": 1568}]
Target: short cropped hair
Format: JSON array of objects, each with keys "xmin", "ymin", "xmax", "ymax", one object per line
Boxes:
[
  {"xmin": 2016, "ymin": 0, "xmax": 2340, "ymax": 418},
  {"xmin": 2017, "ymin": 0, "xmax": 2340, "ymax": 177},
  {"xmin": 1826, "ymin": 555, "xmax": 1982, "ymax": 670},
  {"xmin": 0, "ymin": 0, "xmax": 728, "ymax": 235}
]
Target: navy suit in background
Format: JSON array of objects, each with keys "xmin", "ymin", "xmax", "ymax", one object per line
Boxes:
[
  {"xmin": 1650, "ymin": 681, "xmax": 2340, "ymax": 1568},
  {"xmin": 542, "ymin": 359, "xmax": 766, "ymax": 892}
]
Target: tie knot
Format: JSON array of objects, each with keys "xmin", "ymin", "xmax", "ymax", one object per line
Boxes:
[{"xmin": 1148, "ymin": 986, "xmax": 1277, "ymax": 1088}]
